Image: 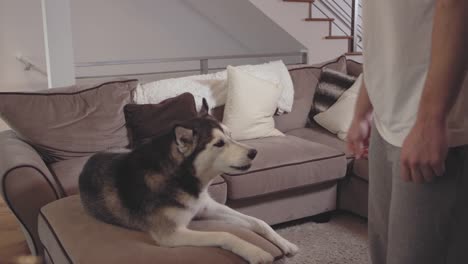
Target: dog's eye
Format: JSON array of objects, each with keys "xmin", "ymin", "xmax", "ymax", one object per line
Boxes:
[{"xmin": 214, "ymin": 140, "xmax": 225, "ymax": 147}]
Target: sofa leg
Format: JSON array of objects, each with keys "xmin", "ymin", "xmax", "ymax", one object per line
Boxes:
[{"xmin": 311, "ymin": 211, "xmax": 332, "ymax": 223}]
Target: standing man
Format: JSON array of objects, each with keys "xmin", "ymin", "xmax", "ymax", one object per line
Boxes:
[{"xmin": 347, "ymin": 0, "xmax": 468, "ymax": 263}]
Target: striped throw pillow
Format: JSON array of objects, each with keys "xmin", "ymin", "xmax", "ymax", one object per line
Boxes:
[{"xmin": 310, "ymin": 68, "xmax": 356, "ymax": 117}]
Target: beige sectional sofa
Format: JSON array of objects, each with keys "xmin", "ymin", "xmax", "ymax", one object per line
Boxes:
[{"xmin": 0, "ymin": 56, "xmax": 368, "ymax": 263}]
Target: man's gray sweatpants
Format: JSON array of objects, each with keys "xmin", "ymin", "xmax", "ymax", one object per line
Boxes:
[{"xmin": 368, "ymin": 125, "xmax": 468, "ymax": 264}]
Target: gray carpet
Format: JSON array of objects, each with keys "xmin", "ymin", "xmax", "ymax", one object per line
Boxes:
[{"xmin": 274, "ymin": 214, "xmax": 369, "ymax": 264}]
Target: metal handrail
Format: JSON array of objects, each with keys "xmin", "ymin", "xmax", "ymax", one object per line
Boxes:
[
  {"xmin": 330, "ymin": 0, "xmax": 352, "ymax": 22},
  {"xmin": 315, "ymin": 0, "xmax": 362, "ymax": 51},
  {"xmin": 351, "ymin": 0, "xmax": 359, "ymax": 52},
  {"xmin": 75, "ymin": 51, "xmax": 307, "ymax": 68},
  {"xmin": 313, "ymin": 4, "xmax": 348, "ymax": 36},
  {"xmin": 16, "ymin": 55, "xmax": 47, "ymax": 76},
  {"xmin": 76, "ymin": 67, "xmax": 223, "ymax": 80},
  {"xmin": 17, "ymin": 51, "xmax": 308, "ymax": 78},
  {"xmin": 319, "ymin": 0, "xmax": 362, "ymax": 35},
  {"xmin": 329, "ymin": 0, "xmax": 362, "ymax": 29}
]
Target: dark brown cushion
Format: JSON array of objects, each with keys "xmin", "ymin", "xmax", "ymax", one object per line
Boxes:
[
  {"xmin": 0, "ymin": 80, "xmax": 138, "ymax": 163},
  {"xmin": 274, "ymin": 55, "xmax": 348, "ymax": 132},
  {"xmin": 124, "ymin": 93, "xmax": 197, "ymax": 147}
]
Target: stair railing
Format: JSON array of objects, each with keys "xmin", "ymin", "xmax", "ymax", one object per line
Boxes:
[{"xmin": 313, "ymin": 0, "xmax": 362, "ymax": 52}]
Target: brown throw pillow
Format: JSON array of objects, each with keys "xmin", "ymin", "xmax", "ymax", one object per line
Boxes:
[
  {"xmin": 310, "ymin": 68, "xmax": 356, "ymax": 117},
  {"xmin": 0, "ymin": 79, "xmax": 138, "ymax": 163},
  {"xmin": 124, "ymin": 93, "xmax": 197, "ymax": 147}
]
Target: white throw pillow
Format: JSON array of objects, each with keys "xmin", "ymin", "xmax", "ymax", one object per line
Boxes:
[
  {"xmin": 236, "ymin": 60, "xmax": 294, "ymax": 113},
  {"xmin": 313, "ymin": 74, "xmax": 363, "ymax": 141},
  {"xmin": 223, "ymin": 66, "xmax": 284, "ymax": 141}
]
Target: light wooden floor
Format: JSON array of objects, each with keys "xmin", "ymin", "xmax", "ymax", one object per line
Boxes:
[{"xmin": 0, "ymin": 197, "xmax": 30, "ymax": 263}]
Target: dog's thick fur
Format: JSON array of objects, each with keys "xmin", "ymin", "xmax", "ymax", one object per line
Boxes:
[{"xmin": 79, "ymin": 101, "xmax": 298, "ymax": 264}]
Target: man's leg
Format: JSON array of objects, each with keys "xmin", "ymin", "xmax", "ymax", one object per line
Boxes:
[
  {"xmin": 386, "ymin": 145, "xmax": 468, "ymax": 264},
  {"xmin": 368, "ymin": 126, "xmax": 394, "ymax": 264},
  {"xmin": 446, "ymin": 146, "xmax": 468, "ymax": 263}
]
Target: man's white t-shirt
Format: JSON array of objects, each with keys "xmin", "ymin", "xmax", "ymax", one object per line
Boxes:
[{"xmin": 362, "ymin": 0, "xmax": 468, "ymax": 147}]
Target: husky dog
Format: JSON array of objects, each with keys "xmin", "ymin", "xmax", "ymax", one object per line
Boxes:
[{"xmin": 79, "ymin": 100, "xmax": 298, "ymax": 264}]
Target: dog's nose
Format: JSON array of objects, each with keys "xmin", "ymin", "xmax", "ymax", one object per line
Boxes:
[{"xmin": 247, "ymin": 149, "xmax": 257, "ymax": 160}]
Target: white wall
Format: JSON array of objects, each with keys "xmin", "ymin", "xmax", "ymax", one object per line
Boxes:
[
  {"xmin": 249, "ymin": 0, "xmax": 349, "ymax": 64},
  {"xmin": 0, "ymin": 0, "xmax": 304, "ymax": 91},
  {"xmin": 0, "ymin": 0, "xmax": 47, "ymax": 131},
  {"xmin": 0, "ymin": 0, "xmax": 48, "ymax": 92},
  {"xmin": 71, "ymin": 0, "xmax": 304, "ymax": 82}
]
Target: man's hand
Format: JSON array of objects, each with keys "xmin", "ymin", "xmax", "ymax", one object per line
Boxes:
[
  {"xmin": 400, "ymin": 118, "xmax": 448, "ymax": 183},
  {"xmin": 347, "ymin": 113, "xmax": 372, "ymax": 159},
  {"xmin": 399, "ymin": 0, "xmax": 467, "ymax": 183},
  {"xmin": 347, "ymin": 75, "xmax": 373, "ymax": 159}
]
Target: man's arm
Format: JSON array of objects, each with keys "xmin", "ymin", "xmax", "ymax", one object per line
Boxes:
[
  {"xmin": 400, "ymin": 0, "xmax": 468, "ymax": 183},
  {"xmin": 347, "ymin": 77, "xmax": 373, "ymax": 158},
  {"xmin": 419, "ymin": 0, "xmax": 468, "ymax": 123}
]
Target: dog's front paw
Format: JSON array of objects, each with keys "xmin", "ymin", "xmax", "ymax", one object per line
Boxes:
[
  {"xmin": 277, "ymin": 239, "xmax": 299, "ymax": 257},
  {"xmin": 283, "ymin": 240, "xmax": 299, "ymax": 257},
  {"xmin": 245, "ymin": 248, "xmax": 274, "ymax": 264}
]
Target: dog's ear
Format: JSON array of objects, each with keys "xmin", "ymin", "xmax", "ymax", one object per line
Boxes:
[
  {"xmin": 174, "ymin": 126, "xmax": 196, "ymax": 156},
  {"xmin": 198, "ymin": 98, "xmax": 209, "ymax": 117}
]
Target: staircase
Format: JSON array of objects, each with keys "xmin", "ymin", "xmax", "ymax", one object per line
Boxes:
[
  {"xmin": 284, "ymin": 0, "xmax": 362, "ymax": 56},
  {"xmin": 250, "ymin": 0, "xmax": 362, "ymax": 63}
]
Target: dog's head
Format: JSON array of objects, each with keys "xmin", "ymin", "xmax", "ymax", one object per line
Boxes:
[{"xmin": 173, "ymin": 99, "xmax": 257, "ymax": 178}]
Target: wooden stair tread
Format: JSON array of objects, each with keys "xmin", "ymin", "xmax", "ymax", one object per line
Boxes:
[
  {"xmin": 283, "ymin": 0, "xmax": 314, "ymax": 3},
  {"xmin": 325, "ymin": 35, "xmax": 353, "ymax": 40},
  {"xmin": 305, "ymin": 18, "xmax": 334, "ymax": 22}
]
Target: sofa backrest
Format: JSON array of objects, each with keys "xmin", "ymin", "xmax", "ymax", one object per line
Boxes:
[
  {"xmin": 346, "ymin": 59, "xmax": 363, "ymax": 78},
  {"xmin": 0, "ymin": 80, "xmax": 138, "ymax": 163},
  {"xmin": 274, "ymin": 56, "xmax": 350, "ymax": 132}
]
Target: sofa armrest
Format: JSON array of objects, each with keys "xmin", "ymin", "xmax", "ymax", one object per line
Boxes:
[
  {"xmin": 0, "ymin": 130, "xmax": 62, "ymax": 255},
  {"xmin": 346, "ymin": 59, "xmax": 363, "ymax": 77}
]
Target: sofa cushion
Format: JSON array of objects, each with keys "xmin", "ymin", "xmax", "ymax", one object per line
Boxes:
[
  {"xmin": 0, "ymin": 80, "xmax": 138, "ymax": 163},
  {"xmin": 223, "ymin": 135, "xmax": 347, "ymax": 200},
  {"xmin": 338, "ymin": 174, "xmax": 368, "ymax": 218},
  {"xmin": 346, "ymin": 59, "xmax": 363, "ymax": 77},
  {"xmin": 124, "ymin": 93, "xmax": 198, "ymax": 147},
  {"xmin": 208, "ymin": 177, "xmax": 228, "ymax": 204},
  {"xmin": 274, "ymin": 56, "xmax": 347, "ymax": 132},
  {"xmin": 286, "ymin": 126, "xmax": 354, "ymax": 159},
  {"xmin": 49, "ymin": 156, "xmax": 228, "ymax": 204},
  {"xmin": 38, "ymin": 195, "xmax": 283, "ymax": 264},
  {"xmin": 49, "ymin": 156, "xmax": 91, "ymax": 196},
  {"xmin": 352, "ymin": 158, "xmax": 369, "ymax": 181}
]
